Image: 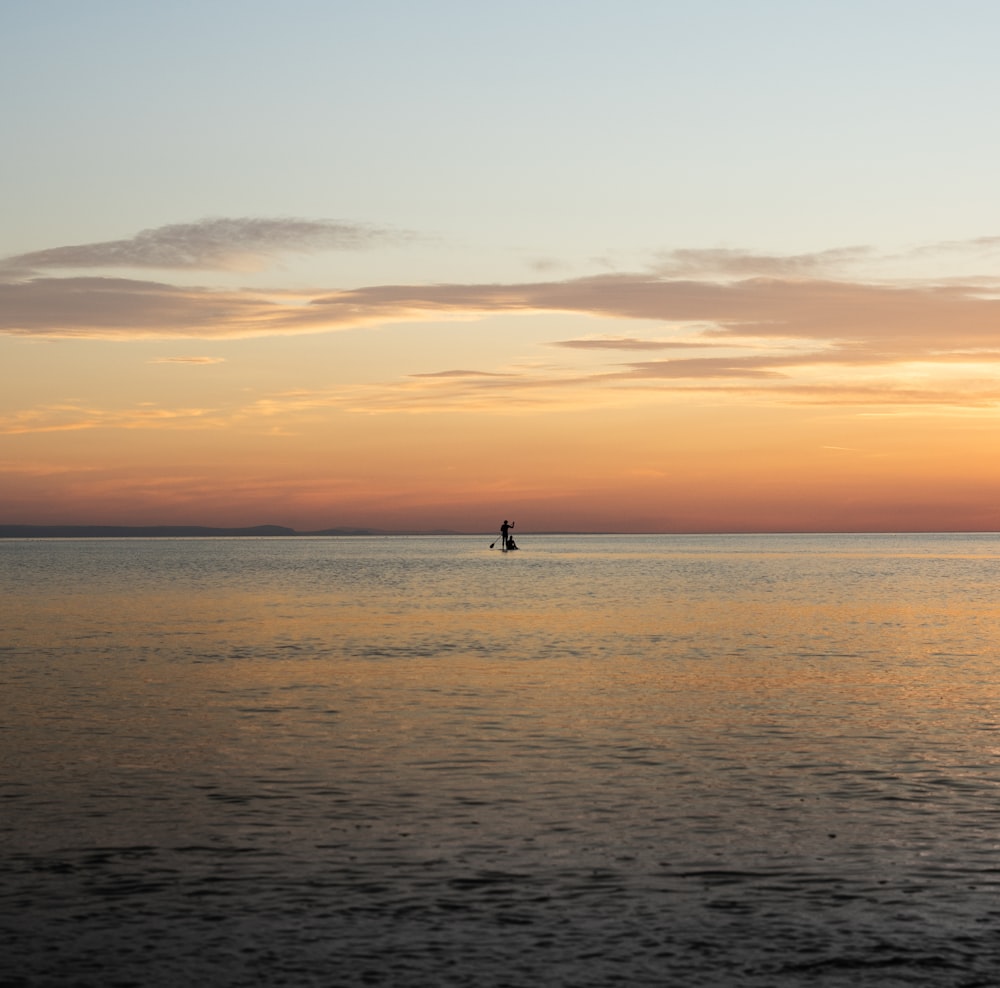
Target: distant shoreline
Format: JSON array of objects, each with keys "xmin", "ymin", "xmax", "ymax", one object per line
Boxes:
[{"xmin": 0, "ymin": 525, "xmax": 469, "ymax": 539}]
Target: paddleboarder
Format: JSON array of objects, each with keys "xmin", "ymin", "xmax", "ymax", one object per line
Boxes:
[{"xmin": 499, "ymin": 519, "xmax": 513, "ymax": 552}]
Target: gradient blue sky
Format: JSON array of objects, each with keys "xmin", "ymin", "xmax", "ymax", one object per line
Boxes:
[{"xmin": 4, "ymin": 1, "xmax": 1000, "ymax": 531}]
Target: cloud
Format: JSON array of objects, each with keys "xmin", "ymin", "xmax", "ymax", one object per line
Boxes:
[
  {"xmin": 276, "ymin": 356, "xmax": 1000, "ymax": 417},
  {"xmin": 0, "ymin": 402, "xmax": 220, "ymax": 435},
  {"xmin": 652, "ymin": 246, "xmax": 876, "ymax": 279},
  {"xmin": 5, "ymin": 270, "xmax": 1000, "ymax": 362},
  {"xmin": 0, "ymin": 459, "xmax": 98, "ymax": 475},
  {"xmin": 1, "ymin": 217, "xmax": 404, "ymax": 274},
  {"xmin": 149, "ymin": 356, "xmax": 226, "ymax": 364},
  {"xmin": 908, "ymin": 234, "xmax": 1000, "ymax": 258},
  {"xmin": 607, "ymin": 356, "xmax": 788, "ymax": 380},
  {"xmin": 5, "ymin": 228, "xmax": 1000, "ymax": 420},
  {"xmin": 551, "ymin": 336, "xmax": 709, "ymax": 351},
  {"xmin": 0, "ymin": 277, "xmax": 294, "ymax": 338},
  {"xmin": 410, "ymin": 369, "xmax": 508, "ymax": 378},
  {"xmin": 295, "ymin": 274, "xmax": 1000, "ymax": 361}
]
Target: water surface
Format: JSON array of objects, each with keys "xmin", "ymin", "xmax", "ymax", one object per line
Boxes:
[{"xmin": 3, "ymin": 534, "xmax": 1000, "ymax": 985}]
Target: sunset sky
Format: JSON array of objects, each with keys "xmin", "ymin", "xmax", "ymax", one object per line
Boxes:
[{"xmin": 4, "ymin": 1, "xmax": 1000, "ymax": 532}]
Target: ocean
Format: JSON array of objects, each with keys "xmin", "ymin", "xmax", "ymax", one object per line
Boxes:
[{"xmin": 3, "ymin": 533, "xmax": 1000, "ymax": 986}]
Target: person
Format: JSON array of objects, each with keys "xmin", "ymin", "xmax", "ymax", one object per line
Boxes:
[{"xmin": 499, "ymin": 519, "xmax": 513, "ymax": 551}]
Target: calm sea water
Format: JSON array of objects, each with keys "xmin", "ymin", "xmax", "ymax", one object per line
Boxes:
[{"xmin": 3, "ymin": 533, "xmax": 1000, "ymax": 986}]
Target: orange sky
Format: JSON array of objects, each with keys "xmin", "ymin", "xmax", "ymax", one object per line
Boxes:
[{"xmin": 4, "ymin": 318, "xmax": 1000, "ymax": 532}]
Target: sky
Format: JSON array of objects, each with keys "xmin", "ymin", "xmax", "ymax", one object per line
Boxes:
[{"xmin": 4, "ymin": 0, "xmax": 1000, "ymax": 533}]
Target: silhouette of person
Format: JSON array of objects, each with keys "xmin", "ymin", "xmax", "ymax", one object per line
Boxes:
[{"xmin": 500, "ymin": 519, "xmax": 513, "ymax": 551}]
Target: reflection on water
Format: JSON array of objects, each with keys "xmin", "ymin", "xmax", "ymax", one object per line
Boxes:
[{"xmin": 3, "ymin": 534, "xmax": 1000, "ymax": 985}]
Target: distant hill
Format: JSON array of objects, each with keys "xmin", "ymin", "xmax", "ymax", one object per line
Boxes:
[
  {"xmin": 304, "ymin": 528, "xmax": 465, "ymax": 536},
  {"xmin": 0, "ymin": 524, "xmax": 297, "ymax": 538},
  {"xmin": 0, "ymin": 524, "xmax": 467, "ymax": 538}
]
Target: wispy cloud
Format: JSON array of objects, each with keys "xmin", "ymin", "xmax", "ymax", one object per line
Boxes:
[
  {"xmin": 607, "ymin": 355, "xmax": 788, "ymax": 380},
  {"xmin": 0, "ymin": 277, "xmax": 292, "ymax": 338},
  {"xmin": 5, "ymin": 226, "xmax": 1000, "ymax": 413},
  {"xmin": 651, "ymin": 238, "xmax": 1000, "ymax": 280},
  {"xmin": 5, "ymin": 270, "xmax": 1000, "ymax": 360},
  {"xmin": 0, "ymin": 402, "xmax": 220, "ymax": 435},
  {"xmin": 1, "ymin": 217, "xmax": 405, "ymax": 274},
  {"xmin": 291, "ymin": 274, "xmax": 1000, "ymax": 355},
  {"xmin": 0, "ymin": 459, "xmax": 98, "ymax": 475},
  {"xmin": 410, "ymin": 369, "xmax": 509, "ymax": 378},
  {"xmin": 327, "ymin": 367, "xmax": 1000, "ymax": 416},
  {"xmin": 148, "ymin": 356, "xmax": 226, "ymax": 365},
  {"xmin": 552, "ymin": 336, "xmax": 709, "ymax": 351},
  {"xmin": 652, "ymin": 246, "xmax": 876, "ymax": 279},
  {"xmin": 907, "ymin": 234, "xmax": 1000, "ymax": 258}
]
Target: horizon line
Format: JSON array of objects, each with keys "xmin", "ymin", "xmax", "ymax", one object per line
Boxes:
[{"xmin": 2, "ymin": 524, "xmax": 999, "ymax": 539}]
